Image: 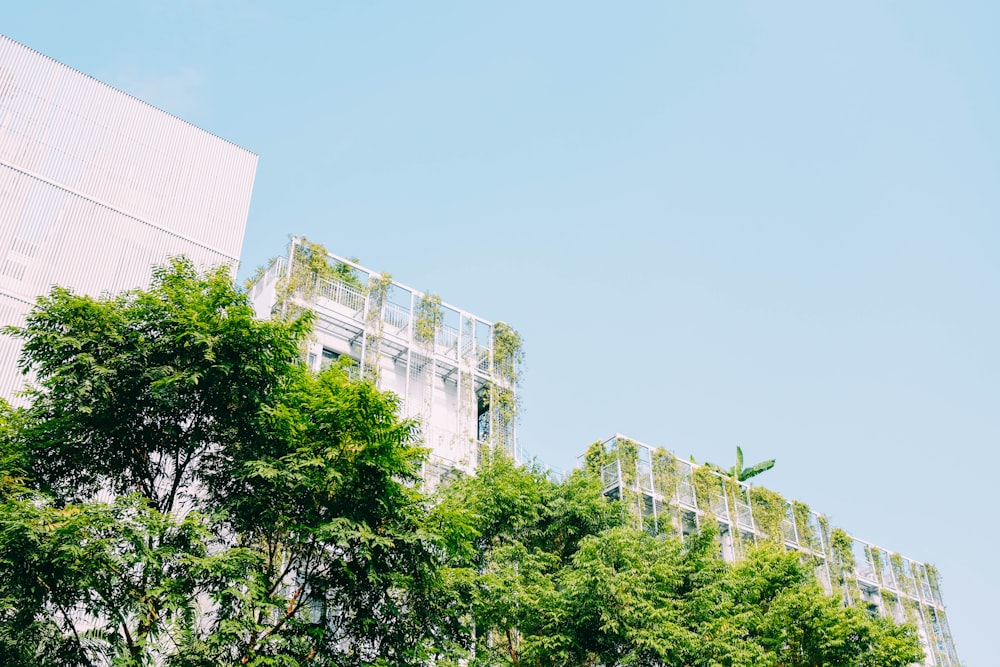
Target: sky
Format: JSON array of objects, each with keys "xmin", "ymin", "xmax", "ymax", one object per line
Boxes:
[{"xmin": 4, "ymin": 2, "xmax": 997, "ymax": 663}]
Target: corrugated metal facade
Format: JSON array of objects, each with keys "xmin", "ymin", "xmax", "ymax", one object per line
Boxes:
[{"xmin": 0, "ymin": 34, "xmax": 258, "ymax": 400}]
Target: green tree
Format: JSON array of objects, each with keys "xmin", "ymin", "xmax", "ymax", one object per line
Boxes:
[
  {"xmin": 8, "ymin": 259, "xmax": 309, "ymax": 514},
  {"xmin": 190, "ymin": 365, "xmax": 449, "ymax": 666},
  {"xmin": 686, "ymin": 544, "xmax": 923, "ymax": 667},
  {"xmin": 430, "ymin": 451, "xmax": 624, "ymax": 666},
  {"xmin": 0, "ymin": 258, "xmax": 928, "ymax": 667},
  {"xmin": 0, "ymin": 259, "xmax": 451, "ymax": 666},
  {"xmin": 436, "ymin": 453, "xmax": 923, "ymax": 667},
  {"xmin": 555, "ymin": 526, "xmax": 696, "ymax": 666}
]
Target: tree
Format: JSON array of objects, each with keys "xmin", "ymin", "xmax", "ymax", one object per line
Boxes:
[
  {"xmin": 190, "ymin": 365, "xmax": 450, "ymax": 666},
  {"xmin": 694, "ymin": 544, "xmax": 924, "ymax": 667},
  {"xmin": 8, "ymin": 258, "xmax": 310, "ymax": 514},
  {"xmin": 0, "ymin": 258, "xmax": 927, "ymax": 667},
  {"xmin": 435, "ymin": 453, "xmax": 922, "ymax": 667},
  {"xmin": 430, "ymin": 451, "xmax": 624, "ymax": 666},
  {"xmin": 0, "ymin": 259, "xmax": 452, "ymax": 666}
]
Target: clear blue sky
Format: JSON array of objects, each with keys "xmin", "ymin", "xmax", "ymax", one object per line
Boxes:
[{"xmin": 6, "ymin": 2, "xmax": 997, "ymax": 663}]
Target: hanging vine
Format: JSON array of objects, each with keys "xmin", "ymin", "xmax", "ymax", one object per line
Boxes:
[
  {"xmin": 269, "ymin": 238, "xmax": 363, "ymax": 322},
  {"xmin": 485, "ymin": 322, "xmax": 523, "ymax": 459},
  {"xmin": 584, "ymin": 440, "xmax": 615, "ymax": 478},
  {"xmin": 829, "ymin": 528, "xmax": 862, "ymax": 605},
  {"xmin": 890, "ymin": 553, "xmax": 914, "ymax": 596},
  {"xmin": 791, "ymin": 500, "xmax": 816, "ymax": 550},
  {"xmin": 692, "ymin": 466, "xmax": 723, "ymax": 513},
  {"xmin": 748, "ymin": 486, "xmax": 786, "ymax": 544},
  {"xmin": 414, "ymin": 292, "xmax": 443, "ymax": 345},
  {"xmin": 651, "ymin": 448, "xmax": 678, "ymax": 503},
  {"xmin": 492, "ymin": 322, "xmax": 524, "ymax": 384},
  {"xmin": 614, "ymin": 437, "xmax": 639, "ymax": 488},
  {"xmin": 362, "ymin": 272, "xmax": 393, "ymax": 383},
  {"xmin": 830, "ymin": 528, "xmax": 856, "ymax": 570}
]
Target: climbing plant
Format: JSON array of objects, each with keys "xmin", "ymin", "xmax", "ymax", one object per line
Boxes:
[
  {"xmin": 610, "ymin": 437, "xmax": 641, "ymax": 530},
  {"xmin": 817, "ymin": 514, "xmax": 830, "ymax": 547},
  {"xmin": 583, "ymin": 440, "xmax": 616, "ymax": 478},
  {"xmin": 651, "ymin": 448, "xmax": 678, "ymax": 504},
  {"xmin": 492, "ymin": 321, "xmax": 524, "ymax": 384},
  {"xmin": 748, "ymin": 486, "xmax": 787, "ymax": 544},
  {"xmin": 692, "ymin": 466, "xmax": 723, "ymax": 514},
  {"xmin": 924, "ymin": 565, "xmax": 941, "ymax": 602},
  {"xmin": 367, "ymin": 272, "xmax": 393, "ymax": 307},
  {"xmin": 615, "ymin": 437, "xmax": 639, "ymax": 488},
  {"xmin": 867, "ymin": 546, "xmax": 882, "ymax": 576},
  {"xmin": 414, "ymin": 292, "xmax": 443, "ymax": 345},
  {"xmin": 362, "ymin": 272, "xmax": 393, "ymax": 383},
  {"xmin": 831, "ymin": 528, "xmax": 856, "ymax": 571},
  {"xmin": 483, "ymin": 322, "xmax": 523, "ymax": 461},
  {"xmin": 830, "ymin": 528, "xmax": 862, "ymax": 604},
  {"xmin": 890, "ymin": 553, "xmax": 914, "ymax": 596},
  {"xmin": 792, "ymin": 500, "xmax": 816, "ymax": 550},
  {"xmin": 271, "ymin": 238, "xmax": 357, "ymax": 320}
]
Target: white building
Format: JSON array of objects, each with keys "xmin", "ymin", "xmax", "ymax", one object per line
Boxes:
[
  {"xmin": 0, "ymin": 34, "xmax": 257, "ymax": 399},
  {"xmin": 249, "ymin": 238, "xmax": 521, "ymax": 486}
]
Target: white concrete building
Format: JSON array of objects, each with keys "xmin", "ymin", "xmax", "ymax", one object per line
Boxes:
[
  {"xmin": 0, "ymin": 34, "xmax": 257, "ymax": 399},
  {"xmin": 249, "ymin": 238, "xmax": 521, "ymax": 486}
]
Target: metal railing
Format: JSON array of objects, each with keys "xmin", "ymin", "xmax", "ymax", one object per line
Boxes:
[
  {"xmin": 436, "ymin": 325, "xmax": 459, "ymax": 353},
  {"xmin": 318, "ymin": 277, "xmax": 365, "ymax": 311},
  {"xmin": 382, "ymin": 301, "xmax": 410, "ymax": 330}
]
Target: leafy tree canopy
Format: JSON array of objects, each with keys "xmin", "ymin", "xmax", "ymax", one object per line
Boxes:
[
  {"xmin": 0, "ymin": 258, "xmax": 924, "ymax": 667},
  {"xmin": 0, "ymin": 259, "xmax": 449, "ymax": 666},
  {"xmin": 434, "ymin": 453, "xmax": 923, "ymax": 667}
]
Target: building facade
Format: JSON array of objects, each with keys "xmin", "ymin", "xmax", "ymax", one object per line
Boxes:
[
  {"xmin": 248, "ymin": 238, "xmax": 521, "ymax": 487},
  {"xmin": 0, "ymin": 34, "xmax": 257, "ymax": 399},
  {"xmin": 582, "ymin": 434, "xmax": 960, "ymax": 667}
]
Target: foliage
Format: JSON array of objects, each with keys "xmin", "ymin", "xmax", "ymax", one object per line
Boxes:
[
  {"xmin": 0, "ymin": 400, "xmax": 27, "ymax": 497},
  {"xmin": 692, "ymin": 465, "xmax": 724, "ymax": 511},
  {"xmin": 0, "ymin": 259, "xmax": 450, "ymax": 666},
  {"xmin": 650, "ymin": 448, "xmax": 678, "ymax": 503},
  {"xmin": 413, "ymin": 292, "xmax": 443, "ymax": 344},
  {"xmin": 706, "ymin": 445, "xmax": 775, "ymax": 482},
  {"xmin": 366, "ymin": 271, "xmax": 393, "ymax": 307},
  {"xmin": 271, "ymin": 237, "xmax": 360, "ymax": 319},
  {"xmin": 491, "ymin": 322, "xmax": 523, "ymax": 384},
  {"xmin": 483, "ymin": 322, "xmax": 523, "ymax": 456},
  {"xmin": 431, "ymin": 453, "xmax": 922, "ymax": 667},
  {"xmin": 194, "ymin": 366, "xmax": 443, "ymax": 666},
  {"xmin": 748, "ymin": 486, "xmax": 787, "ymax": 544},
  {"xmin": 0, "ymin": 259, "xmax": 936, "ymax": 667},
  {"xmin": 6, "ymin": 258, "xmax": 310, "ymax": 514},
  {"xmin": 703, "ymin": 545, "xmax": 924, "ymax": 667},
  {"xmin": 430, "ymin": 451, "xmax": 625, "ymax": 665},
  {"xmin": 831, "ymin": 528, "xmax": 857, "ymax": 571},
  {"xmin": 615, "ymin": 437, "xmax": 639, "ymax": 487},
  {"xmin": 792, "ymin": 500, "xmax": 816, "ymax": 549},
  {"xmin": 362, "ymin": 272, "xmax": 392, "ymax": 383},
  {"xmin": 1, "ymin": 491, "xmax": 220, "ymax": 665},
  {"xmin": 583, "ymin": 439, "xmax": 614, "ymax": 478}
]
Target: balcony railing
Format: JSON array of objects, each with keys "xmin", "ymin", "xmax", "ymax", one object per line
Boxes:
[
  {"xmin": 436, "ymin": 325, "xmax": 459, "ymax": 355},
  {"xmin": 318, "ymin": 277, "xmax": 365, "ymax": 312},
  {"xmin": 382, "ymin": 301, "xmax": 410, "ymax": 330}
]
